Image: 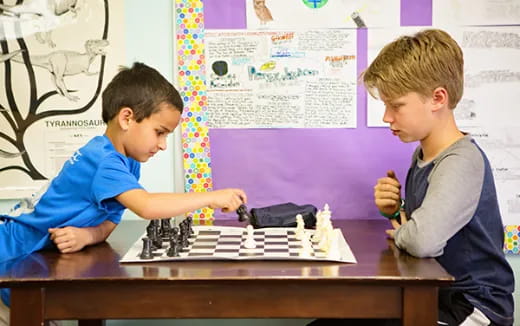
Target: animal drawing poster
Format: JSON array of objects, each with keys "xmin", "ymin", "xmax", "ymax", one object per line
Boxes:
[
  {"xmin": 205, "ymin": 29, "xmax": 357, "ymax": 128},
  {"xmin": 0, "ymin": 0, "xmax": 125, "ymax": 198}
]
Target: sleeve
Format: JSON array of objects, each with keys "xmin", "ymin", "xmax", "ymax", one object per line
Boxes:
[
  {"xmin": 91, "ymin": 154, "xmax": 143, "ymax": 213},
  {"xmin": 394, "ymin": 146, "xmax": 485, "ymax": 258}
]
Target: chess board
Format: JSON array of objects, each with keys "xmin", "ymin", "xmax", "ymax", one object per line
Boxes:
[{"xmin": 120, "ymin": 225, "xmax": 356, "ymax": 263}]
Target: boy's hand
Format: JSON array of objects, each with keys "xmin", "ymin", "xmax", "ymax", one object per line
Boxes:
[
  {"xmin": 386, "ymin": 210, "xmax": 408, "ymax": 239},
  {"xmin": 209, "ymin": 188, "xmax": 247, "ymax": 213},
  {"xmin": 48, "ymin": 226, "xmax": 92, "ymax": 254},
  {"xmin": 374, "ymin": 170, "xmax": 402, "ymax": 217}
]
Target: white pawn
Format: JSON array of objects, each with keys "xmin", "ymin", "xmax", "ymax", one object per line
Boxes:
[
  {"xmin": 295, "ymin": 214, "xmax": 305, "ymax": 240},
  {"xmin": 244, "ymin": 224, "xmax": 256, "ymax": 249}
]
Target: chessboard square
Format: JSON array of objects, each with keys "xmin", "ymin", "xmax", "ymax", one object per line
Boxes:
[
  {"xmin": 196, "ymin": 230, "xmax": 221, "ymax": 236},
  {"xmin": 238, "ymin": 252, "xmax": 264, "ymax": 257},
  {"xmin": 264, "ymin": 252, "xmax": 292, "ymax": 257},
  {"xmin": 264, "ymin": 248, "xmax": 290, "ymax": 253},
  {"xmin": 265, "ymin": 235, "xmax": 289, "ymax": 239},
  {"xmin": 264, "ymin": 229, "xmax": 290, "ymax": 235},
  {"xmin": 216, "ymin": 251, "xmax": 237, "ymax": 257},
  {"xmin": 191, "ymin": 244, "xmax": 217, "ymax": 250},
  {"xmin": 264, "ymin": 244, "xmax": 289, "ymax": 250},
  {"xmin": 288, "ymin": 245, "xmax": 302, "ymax": 249},
  {"xmin": 217, "ymin": 240, "xmax": 242, "ymax": 246},
  {"xmin": 240, "ymin": 236, "xmax": 265, "ymax": 242},
  {"xmin": 194, "ymin": 237, "xmax": 220, "ymax": 242},
  {"xmin": 220, "ymin": 234, "xmax": 243, "ymax": 239},
  {"xmin": 292, "ymin": 252, "xmax": 316, "ymax": 258},
  {"xmin": 215, "ymin": 244, "xmax": 242, "ymax": 250},
  {"xmin": 239, "ymin": 247, "xmax": 264, "ymax": 253},
  {"xmin": 239, "ymin": 245, "xmax": 265, "ymax": 250},
  {"xmin": 264, "ymin": 240, "xmax": 289, "ymax": 246},
  {"xmin": 188, "ymin": 252, "xmax": 212, "ymax": 257},
  {"xmin": 214, "ymin": 248, "xmax": 241, "ymax": 253},
  {"xmin": 189, "ymin": 248, "xmax": 215, "ymax": 254}
]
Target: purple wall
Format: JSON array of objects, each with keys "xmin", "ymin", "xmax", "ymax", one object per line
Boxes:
[{"xmin": 204, "ymin": 0, "xmax": 431, "ymax": 219}]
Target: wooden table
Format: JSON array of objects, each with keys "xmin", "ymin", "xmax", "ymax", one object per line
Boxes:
[{"xmin": 0, "ymin": 219, "xmax": 453, "ymax": 326}]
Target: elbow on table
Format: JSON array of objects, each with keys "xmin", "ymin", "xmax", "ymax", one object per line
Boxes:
[{"xmin": 399, "ymin": 239, "xmax": 444, "ymax": 258}]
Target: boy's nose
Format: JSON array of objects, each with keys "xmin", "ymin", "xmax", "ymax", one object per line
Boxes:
[
  {"xmin": 382, "ymin": 107, "xmax": 393, "ymax": 123},
  {"xmin": 158, "ymin": 138, "xmax": 167, "ymax": 151}
]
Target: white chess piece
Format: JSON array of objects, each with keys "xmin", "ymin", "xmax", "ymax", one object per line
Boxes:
[
  {"xmin": 295, "ymin": 214, "xmax": 305, "ymax": 240},
  {"xmin": 327, "ymin": 230, "xmax": 341, "ymax": 261},
  {"xmin": 244, "ymin": 224, "xmax": 256, "ymax": 249},
  {"xmin": 299, "ymin": 231, "xmax": 312, "ymax": 258},
  {"xmin": 318, "ymin": 219, "xmax": 333, "ymax": 252},
  {"xmin": 312, "ymin": 209, "xmax": 323, "ymax": 242}
]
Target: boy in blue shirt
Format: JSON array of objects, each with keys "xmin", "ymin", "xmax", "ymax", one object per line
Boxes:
[
  {"xmin": 0, "ymin": 62, "xmax": 247, "ymax": 323},
  {"xmin": 366, "ymin": 29, "xmax": 514, "ymax": 325}
]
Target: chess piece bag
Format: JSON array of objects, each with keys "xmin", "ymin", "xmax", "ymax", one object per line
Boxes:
[{"xmin": 250, "ymin": 202, "xmax": 317, "ymax": 228}]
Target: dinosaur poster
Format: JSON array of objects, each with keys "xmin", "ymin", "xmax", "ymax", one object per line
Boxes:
[{"xmin": 0, "ymin": 0, "xmax": 125, "ymax": 198}]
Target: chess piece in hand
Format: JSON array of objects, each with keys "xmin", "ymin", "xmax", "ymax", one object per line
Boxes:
[{"xmin": 237, "ymin": 204, "xmax": 253, "ymax": 223}]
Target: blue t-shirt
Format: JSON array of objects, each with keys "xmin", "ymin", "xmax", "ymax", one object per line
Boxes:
[{"xmin": 0, "ymin": 135, "xmax": 142, "ymax": 305}]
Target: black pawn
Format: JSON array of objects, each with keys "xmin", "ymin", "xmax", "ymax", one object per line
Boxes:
[
  {"xmin": 166, "ymin": 235, "xmax": 180, "ymax": 257},
  {"xmin": 140, "ymin": 237, "xmax": 153, "ymax": 260}
]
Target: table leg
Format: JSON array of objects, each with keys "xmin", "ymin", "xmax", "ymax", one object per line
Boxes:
[
  {"xmin": 402, "ymin": 286, "xmax": 438, "ymax": 326},
  {"xmin": 10, "ymin": 287, "xmax": 47, "ymax": 326}
]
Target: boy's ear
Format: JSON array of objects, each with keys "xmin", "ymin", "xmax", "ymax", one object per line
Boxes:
[
  {"xmin": 431, "ymin": 87, "xmax": 448, "ymax": 111},
  {"xmin": 118, "ymin": 107, "xmax": 134, "ymax": 131}
]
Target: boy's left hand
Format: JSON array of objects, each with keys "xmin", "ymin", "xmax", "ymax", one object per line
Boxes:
[
  {"xmin": 385, "ymin": 210, "xmax": 408, "ymax": 239},
  {"xmin": 48, "ymin": 226, "xmax": 92, "ymax": 253}
]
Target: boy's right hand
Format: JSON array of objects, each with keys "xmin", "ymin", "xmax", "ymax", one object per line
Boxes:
[
  {"xmin": 374, "ymin": 170, "xmax": 402, "ymax": 216},
  {"xmin": 209, "ymin": 188, "xmax": 247, "ymax": 213}
]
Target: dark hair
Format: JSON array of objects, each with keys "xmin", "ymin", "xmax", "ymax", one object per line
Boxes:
[{"xmin": 102, "ymin": 62, "xmax": 184, "ymax": 123}]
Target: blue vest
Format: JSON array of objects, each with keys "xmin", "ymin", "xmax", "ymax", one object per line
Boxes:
[{"xmin": 405, "ymin": 143, "xmax": 514, "ymax": 325}]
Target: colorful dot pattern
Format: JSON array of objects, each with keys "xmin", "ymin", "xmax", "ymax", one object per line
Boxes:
[
  {"xmin": 504, "ymin": 225, "xmax": 520, "ymax": 254},
  {"xmin": 175, "ymin": 0, "xmax": 213, "ymax": 225}
]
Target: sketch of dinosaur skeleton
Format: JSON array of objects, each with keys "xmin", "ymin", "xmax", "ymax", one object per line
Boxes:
[
  {"xmin": 0, "ymin": 0, "xmax": 80, "ymax": 47},
  {"xmin": 2, "ymin": 39, "xmax": 108, "ymax": 102}
]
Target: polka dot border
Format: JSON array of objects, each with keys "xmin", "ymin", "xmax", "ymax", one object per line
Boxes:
[
  {"xmin": 504, "ymin": 225, "xmax": 520, "ymax": 254},
  {"xmin": 175, "ymin": 0, "xmax": 213, "ymax": 223}
]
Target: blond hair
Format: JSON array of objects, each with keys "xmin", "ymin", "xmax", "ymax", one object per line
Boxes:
[{"xmin": 362, "ymin": 29, "xmax": 464, "ymax": 109}]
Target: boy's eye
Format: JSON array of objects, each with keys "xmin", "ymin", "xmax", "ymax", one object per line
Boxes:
[{"xmin": 156, "ymin": 130, "xmax": 165, "ymax": 136}]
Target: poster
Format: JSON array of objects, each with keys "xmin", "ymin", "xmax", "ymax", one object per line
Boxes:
[
  {"xmin": 246, "ymin": 0, "xmax": 400, "ymax": 29},
  {"xmin": 0, "ymin": 0, "xmax": 125, "ymax": 198},
  {"xmin": 206, "ymin": 29, "xmax": 357, "ymax": 128}
]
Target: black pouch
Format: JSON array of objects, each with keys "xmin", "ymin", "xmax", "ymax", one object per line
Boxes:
[{"xmin": 249, "ymin": 202, "xmax": 317, "ymax": 228}]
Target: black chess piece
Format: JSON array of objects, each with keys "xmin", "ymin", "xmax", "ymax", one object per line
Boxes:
[
  {"xmin": 146, "ymin": 221, "xmax": 154, "ymax": 238},
  {"xmin": 187, "ymin": 216, "xmax": 194, "ymax": 236},
  {"xmin": 140, "ymin": 237, "xmax": 153, "ymax": 260},
  {"xmin": 181, "ymin": 223, "xmax": 189, "ymax": 248},
  {"xmin": 166, "ymin": 234, "xmax": 180, "ymax": 257},
  {"xmin": 161, "ymin": 218, "xmax": 172, "ymax": 240},
  {"xmin": 237, "ymin": 204, "xmax": 254, "ymax": 223},
  {"xmin": 150, "ymin": 221, "xmax": 163, "ymax": 249}
]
